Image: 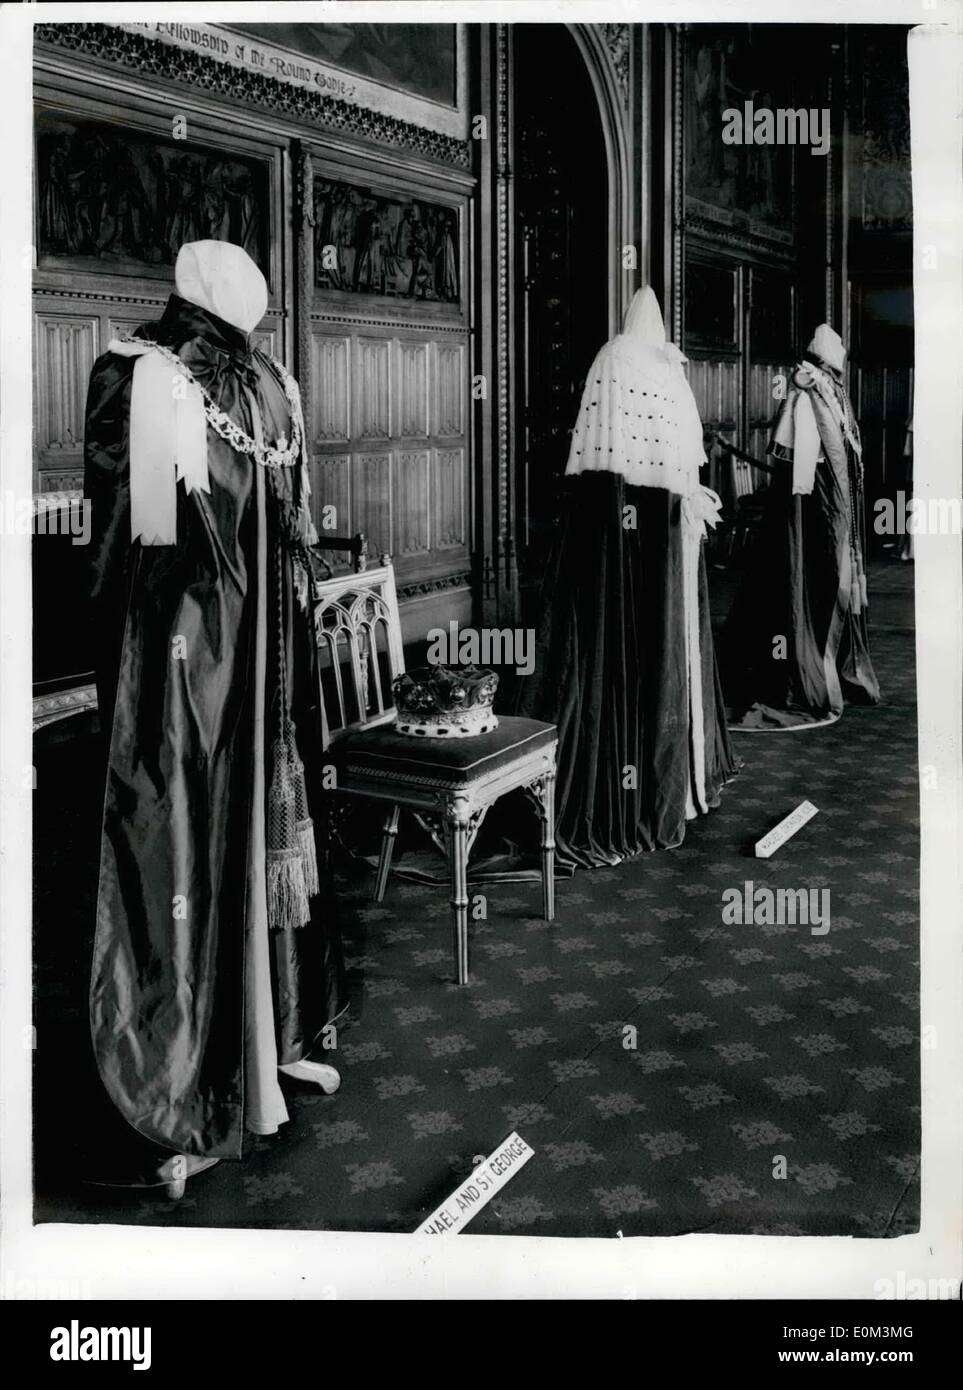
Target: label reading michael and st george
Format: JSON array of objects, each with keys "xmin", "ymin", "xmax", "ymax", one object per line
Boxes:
[{"xmin": 415, "ymin": 1133, "xmax": 534, "ymax": 1236}]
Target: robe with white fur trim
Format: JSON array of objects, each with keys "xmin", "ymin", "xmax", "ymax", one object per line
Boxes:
[
  {"xmin": 518, "ymin": 326, "xmax": 734, "ymax": 867},
  {"xmin": 719, "ymin": 356, "xmax": 880, "ymax": 729}
]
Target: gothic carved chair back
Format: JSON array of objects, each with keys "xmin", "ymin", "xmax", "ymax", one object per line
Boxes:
[
  {"xmin": 311, "ymin": 560, "xmax": 405, "ymax": 749},
  {"xmin": 730, "ymin": 452, "xmax": 760, "ymax": 503}
]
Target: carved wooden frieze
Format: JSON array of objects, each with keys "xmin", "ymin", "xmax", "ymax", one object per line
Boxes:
[
  {"xmin": 35, "ymin": 113, "xmax": 270, "ymax": 279},
  {"xmin": 37, "ymin": 471, "xmax": 85, "ymax": 494},
  {"xmin": 228, "ymin": 21, "xmax": 458, "ymax": 109},
  {"xmin": 601, "ymin": 24, "xmax": 630, "ymax": 108},
  {"xmin": 33, "ymin": 682, "xmax": 99, "ymax": 732},
  {"xmin": 35, "ymin": 24, "xmax": 472, "ymax": 168},
  {"xmin": 313, "ymin": 177, "xmax": 460, "ymax": 305}
]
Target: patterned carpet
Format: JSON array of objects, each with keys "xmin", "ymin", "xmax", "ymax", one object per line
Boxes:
[{"xmin": 33, "ymin": 559, "xmax": 919, "ymax": 1237}]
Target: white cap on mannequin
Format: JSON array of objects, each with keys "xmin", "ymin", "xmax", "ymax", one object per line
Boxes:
[
  {"xmin": 807, "ymin": 323, "xmax": 846, "ymax": 372},
  {"xmin": 175, "ymin": 240, "xmax": 268, "ymax": 334}
]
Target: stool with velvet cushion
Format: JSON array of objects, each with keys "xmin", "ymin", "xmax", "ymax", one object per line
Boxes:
[{"xmin": 312, "ymin": 558, "xmax": 558, "ymax": 984}]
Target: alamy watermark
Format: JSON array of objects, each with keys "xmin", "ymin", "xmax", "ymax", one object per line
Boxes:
[
  {"xmin": 722, "ymin": 102, "xmax": 830, "ymax": 157},
  {"xmin": 874, "ymin": 492, "xmax": 962, "ymax": 537},
  {"xmin": 1, "ymin": 493, "xmax": 90, "ymax": 545},
  {"xmin": 874, "ymin": 1272, "xmax": 960, "ymax": 1300},
  {"xmin": 426, "ymin": 621, "xmax": 535, "ymax": 677},
  {"xmin": 722, "ymin": 880, "xmax": 830, "ymax": 935},
  {"xmin": 49, "ymin": 1320, "xmax": 151, "ymax": 1370}
]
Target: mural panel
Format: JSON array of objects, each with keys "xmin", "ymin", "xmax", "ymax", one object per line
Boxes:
[
  {"xmin": 685, "ymin": 25, "xmax": 795, "ymax": 243},
  {"xmin": 231, "ymin": 22, "xmax": 458, "ymax": 107},
  {"xmin": 35, "ymin": 113, "xmax": 270, "ymax": 277},
  {"xmin": 313, "ymin": 177, "xmax": 459, "ymax": 303}
]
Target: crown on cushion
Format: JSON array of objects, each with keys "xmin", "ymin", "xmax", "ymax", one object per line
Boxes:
[{"xmin": 392, "ymin": 665, "xmax": 499, "ymax": 738}]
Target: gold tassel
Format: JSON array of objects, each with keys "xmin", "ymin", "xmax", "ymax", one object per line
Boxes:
[
  {"xmin": 267, "ymin": 847, "xmax": 311, "ymax": 932},
  {"xmin": 284, "ymin": 717, "xmax": 319, "ymax": 898},
  {"xmin": 265, "ymin": 455, "xmax": 318, "ymax": 923},
  {"xmin": 297, "ymin": 819, "xmax": 320, "ymax": 897},
  {"xmin": 266, "ymin": 734, "xmax": 311, "ymax": 929}
]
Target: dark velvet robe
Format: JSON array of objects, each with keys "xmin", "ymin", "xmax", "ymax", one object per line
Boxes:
[
  {"xmin": 720, "ymin": 358, "xmax": 881, "ymax": 730},
  {"xmin": 85, "ymin": 295, "xmax": 345, "ymax": 1161},
  {"xmin": 518, "ymin": 474, "xmax": 736, "ymax": 869}
]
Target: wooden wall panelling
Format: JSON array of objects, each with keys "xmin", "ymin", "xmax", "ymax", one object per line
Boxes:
[
  {"xmin": 354, "ymin": 334, "xmax": 393, "ymax": 442},
  {"xmin": 307, "ymin": 320, "xmax": 471, "ymax": 583},
  {"xmin": 854, "ymin": 365, "xmax": 882, "ymax": 512},
  {"xmin": 884, "ymin": 366, "xmax": 913, "ymax": 493},
  {"xmin": 472, "ymin": 24, "xmax": 499, "ymax": 628},
  {"xmin": 396, "ymin": 449, "xmax": 431, "ymax": 557},
  {"xmin": 397, "ymin": 339, "xmax": 430, "ymax": 439},
  {"xmin": 853, "ymin": 363, "xmax": 913, "ymax": 500},
  {"xmin": 105, "ymin": 307, "xmax": 164, "ymax": 343},
  {"xmin": 311, "ymin": 333, "xmax": 352, "ymax": 444},
  {"xmin": 433, "ymin": 340, "xmax": 466, "ymax": 439},
  {"xmin": 686, "ymin": 354, "xmax": 740, "ymax": 498},
  {"xmin": 354, "ymin": 450, "xmax": 393, "ymax": 559},
  {"xmin": 34, "ymin": 313, "xmax": 99, "ymax": 475},
  {"xmin": 252, "ymin": 327, "xmax": 279, "ymax": 358},
  {"xmin": 434, "ymin": 446, "xmax": 467, "ymax": 551},
  {"xmin": 311, "ymin": 453, "xmax": 352, "ymax": 543},
  {"xmin": 747, "ymin": 361, "xmax": 790, "ymax": 483},
  {"xmin": 302, "ymin": 144, "xmax": 473, "ymax": 597}
]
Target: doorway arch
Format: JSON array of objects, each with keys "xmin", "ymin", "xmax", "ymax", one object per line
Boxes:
[
  {"xmin": 511, "ymin": 23, "xmax": 615, "ymax": 592},
  {"xmin": 566, "ymin": 23, "xmax": 635, "ymax": 337}
]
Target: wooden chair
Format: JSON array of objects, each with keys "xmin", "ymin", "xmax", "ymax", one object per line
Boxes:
[
  {"xmin": 311, "ymin": 531, "xmax": 369, "ymax": 576},
  {"xmin": 312, "ymin": 559, "xmax": 558, "ymax": 984},
  {"xmin": 708, "ymin": 432, "xmax": 774, "ymax": 562}
]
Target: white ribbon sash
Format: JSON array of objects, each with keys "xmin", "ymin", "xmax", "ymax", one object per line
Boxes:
[
  {"xmin": 791, "ymin": 390, "xmax": 821, "ymax": 496},
  {"xmin": 680, "ymin": 485, "xmax": 723, "ymax": 818},
  {"xmin": 107, "ymin": 339, "xmax": 210, "ymax": 545}
]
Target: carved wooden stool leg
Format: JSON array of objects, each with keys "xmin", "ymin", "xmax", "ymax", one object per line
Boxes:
[
  {"xmin": 373, "ymin": 804, "xmax": 400, "ymax": 902},
  {"xmin": 541, "ymin": 772, "xmax": 556, "ymax": 922},
  {"xmin": 447, "ymin": 796, "xmax": 471, "ymax": 985},
  {"xmin": 525, "ymin": 771, "xmax": 557, "ymax": 923}
]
